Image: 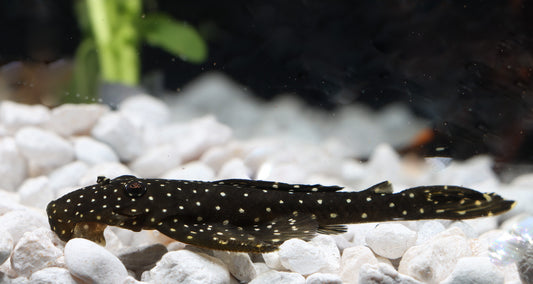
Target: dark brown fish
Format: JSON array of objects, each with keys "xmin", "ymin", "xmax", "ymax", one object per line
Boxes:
[{"xmin": 46, "ymin": 175, "xmax": 515, "ymax": 253}]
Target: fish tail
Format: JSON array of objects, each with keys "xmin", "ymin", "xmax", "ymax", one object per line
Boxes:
[
  {"xmin": 322, "ymin": 184, "xmax": 515, "ymax": 225},
  {"xmin": 399, "ymin": 185, "xmax": 516, "ymax": 220}
]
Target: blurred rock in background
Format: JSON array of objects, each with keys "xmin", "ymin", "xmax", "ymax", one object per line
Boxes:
[{"xmin": 0, "ymin": 0, "xmax": 532, "ymax": 164}]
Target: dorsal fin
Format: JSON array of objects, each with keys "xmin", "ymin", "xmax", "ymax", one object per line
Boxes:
[
  {"xmin": 213, "ymin": 179, "xmax": 343, "ymax": 192},
  {"xmin": 362, "ymin": 181, "xmax": 393, "ymax": 194}
]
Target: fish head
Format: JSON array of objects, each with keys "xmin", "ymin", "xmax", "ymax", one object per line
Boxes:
[{"xmin": 46, "ymin": 175, "xmax": 149, "ymax": 244}]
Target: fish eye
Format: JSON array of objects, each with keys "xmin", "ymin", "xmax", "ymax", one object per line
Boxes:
[{"xmin": 124, "ymin": 180, "xmax": 146, "ymax": 197}]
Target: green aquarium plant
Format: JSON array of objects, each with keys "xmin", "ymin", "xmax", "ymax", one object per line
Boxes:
[{"xmin": 68, "ymin": 0, "xmax": 207, "ymax": 103}]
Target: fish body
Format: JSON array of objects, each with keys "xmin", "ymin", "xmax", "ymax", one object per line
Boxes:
[{"xmin": 47, "ymin": 175, "xmax": 515, "ymax": 253}]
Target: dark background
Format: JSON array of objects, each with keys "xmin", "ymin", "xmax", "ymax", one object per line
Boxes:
[{"xmin": 1, "ymin": 0, "xmax": 533, "ymax": 165}]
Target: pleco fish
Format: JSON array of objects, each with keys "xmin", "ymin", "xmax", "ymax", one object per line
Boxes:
[{"xmin": 47, "ymin": 175, "xmax": 515, "ymax": 253}]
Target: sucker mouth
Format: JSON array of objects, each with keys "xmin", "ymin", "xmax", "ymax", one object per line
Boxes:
[{"xmin": 72, "ymin": 222, "xmax": 108, "ymax": 246}]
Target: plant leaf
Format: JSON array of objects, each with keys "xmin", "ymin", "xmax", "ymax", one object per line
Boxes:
[{"xmin": 140, "ymin": 13, "xmax": 207, "ymax": 63}]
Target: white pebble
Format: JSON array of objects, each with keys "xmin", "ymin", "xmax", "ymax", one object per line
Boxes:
[
  {"xmin": 365, "ymin": 144, "xmax": 402, "ymax": 184},
  {"xmin": 142, "ymin": 250, "xmax": 230, "ymax": 284},
  {"xmin": 119, "ymin": 95, "xmax": 170, "ymax": 127},
  {"xmin": 347, "ymin": 223, "xmax": 380, "ymax": 247},
  {"xmin": 122, "ymin": 275, "xmax": 148, "ymax": 284},
  {"xmin": 10, "ymin": 228, "xmax": 64, "ymax": 277},
  {"xmin": 15, "ymin": 127, "xmax": 74, "ymax": 172},
  {"xmin": 217, "ymin": 158, "xmax": 251, "ymax": 179},
  {"xmin": 415, "ymin": 221, "xmax": 446, "ymax": 245},
  {"xmin": 0, "ymin": 101, "xmax": 50, "ymax": 132},
  {"xmin": 213, "ymin": 251, "xmax": 257, "ymax": 283},
  {"xmin": 441, "ymin": 257, "xmax": 504, "ymax": 284},
  {"xmin": 29, "ymin": 267, "xmax": 77, "ymax": 284},
  {"xmin": 200, "ymin": 144, "xmax": 240, "ymax": 172},
  {"xmin": 0, "ymin": 137, "xmax": 27, "ymax": 191},
  {"xmin": 47, "ymin": 103, "xmax": 108, "ymax": 136},
  {"xmin": 17, "ymin": 176, "xmax": 53, "ymax": 209},
  {"xmin": 0, "ymin": 190, "xmax": 26, "ymax": 215},
  {"xmin": 161, "ymin": 161, "xmax": 215, "ymax": 180},
  {"xmin": 398, "ymin": 227, "xmax": 472, "ymax": 283},
  {"xmin": 449, "ymin": 221, "xmax": 478, "ymax": 239},
  {"xmin": 341, "ymin": 246, "xmax": 378, "ymax": 284},
  {"xmin": 65, "ymin": 238, "xmax": 128, "ymax": 284},
  {"xmin": 365, "ymin": 223, "xmax": 417, "ymax": 259},
  {"xmin": 47, "ymin": 161, "xmax": 88, "ymax": 193},
  {"xmin": 359, "ymin": 263, "xmax": 423, "ymax": 284},
  {"xmin": 0, "ymin": 229, "xmax": 13, "ymax": 265},
  {"xmin": 458, "ymin": 217, "xmax": 498, "ymax": 237},
  {"xmin": 249, "ymin": 270, "xmax": 305, "ymax": 284},
  {"xmin": 310, "ymin": 235, "xmax": 341, "ymax": 274},
  {"xmin": 278, "ymin": 238, "xmax": 338, "ymax": 275},
  {"xmin": 144, "ymin": 116, "xmax": 232, "ymax": 162},
  {"xmin": 91, "ymin": 113, "xmax": 144, "ymax": 161},
  {"xmin": 306, "ymin": 273, "xmax": 342, "ymax": 284},
  {"xmin": 130, "ymin": 145, "xmax": 182, "ymax": 178},
  {"xmin": 511, "ymin": 173, "xmax": 533, "ymax": 187},
  {"xmin": 73, "ymin": 136, "xmax": 119, "ymax": 165},
  {"xmin": 0, "ymin": 210, "xmax": 48, "ymax": 243},
  {"xmin": 262, "ymin": 251, "xmax": 285, "ymax": 271},
  {"xmin": 433, "ymin": 156, "xmax": 498, "ymax": 186}
]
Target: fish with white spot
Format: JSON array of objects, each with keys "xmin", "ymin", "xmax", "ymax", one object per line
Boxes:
[{"xmin": 47, "ymin": 175, "xmax": 515, "ymax": 253}]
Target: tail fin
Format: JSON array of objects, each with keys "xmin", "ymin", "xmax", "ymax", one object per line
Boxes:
[{"xmin": 399, "ymin": 185, "xmax": 515, "ymax": 220}]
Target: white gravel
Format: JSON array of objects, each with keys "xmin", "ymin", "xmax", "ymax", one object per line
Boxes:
[{"xmin": 0, "ymin": 73, "xmax": 530, "ymax": 283}]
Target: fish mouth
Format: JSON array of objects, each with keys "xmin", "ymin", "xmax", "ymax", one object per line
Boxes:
[{"xmin": 72, "ymin": 222, "xmax": 108, "ymax": 246}]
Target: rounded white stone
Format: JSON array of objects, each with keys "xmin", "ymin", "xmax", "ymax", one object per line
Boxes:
[
  {"xmin": 416, "ymin": 221, "xmax": 446, "ymax": 245},
  {"xmin": 73, "ymin": 136, "xmax": 119, "ymax": 165},
  {"xmin": 0, "ymin": 137, "xmax": 28, "ymax": 191},
  {"xmin": 0, "ymin": 190, "xmax": 26, "ymax": 215},
  {"xmin": 366, "ymin": 223, "xmax": 417, "ymax": 259},
  {"xmin": 341, "ymin": 246, "xmax": 378, "ymax": 283},
  {"xmin": 310, "ymin": 235, "xmax": 341, "ymax": 274},
  {"xmin": 143, "ymin": 116, "xmax": 232, "ymax": 162},
  {"xmin": 142, "ymin": 250, "xmax": 230, "ymax": 284},
  {"xmin": 91, "ymin": 113, "xmax": 144, "ymax": 162},
  {"xmin": 359, "ymin": 263, "xmax": 423, "ymax": 284},
  {"xmin": 65, "ymin": 238, "xmax": 128, "ymax": 284},
  {"xmin": 441, "ymin": 257, "xmax": 504, "ymax": 284},
  {"xmin": 161, "ymin": 161, "xmax": 215, "ymax": 180},
  {"xmin": 15, "ymin": 127, "xmax": 74, "ymax": 171},
  {"xmin": 17, "ymin": 176, "xmax": 53, "ymax": 209},
  {"xmin": 47, "ymin": 103, "xmax": 108, "ymax": 136},
  {"xmin": 306, "ymin": 272, "xmax": 343, "ymax": 284},
  {"xmin": 213, "ymin": 251, "xmax": 257, "ymax": 283},
  {"xmin": 200, "ymin": 144, "xmax": 239, "ymax": 172},
  {"xmin": 0, "ymin": 101, "xmax": 50, "ymax": 131},
  {"xmin": 0, "ymin": 229, "xmax": 13, "ymax": 265},
  {"xmin": 47, "ymin": 161, "xmax": 89, "ymax": 192},
  {"xmin": 278, "ymin": 238, "xmax": 336, "ymax": 276},
  {"xmin": 249, "ymin": 270, "xmax": 305, "ymax": 284},
  {"xmin": 0, "ymin": 210, "xmax": 48, "ymax": 243},
  {"xmin": 119, "ymin": 95, "xmax": 171, "ymax": 127},
  {"xmin": 130, "ymin": 145, "xmax": 182, "ymax": 178},
  {"xmin": 10, "ymin": 228, "xmax": 64, "ymax": 277},
  {"xmin": 30, "ymin": 267, "xmax": 78, "ymax": 284},
  {"xmin": 262, "ymin": 251, "xmax": 285, "ymax": 271},
  {"xmin": 217, "ymin": 158, "xmax": 251, "ymax": 179},
  {"xmin": 398, "ymin": 227, "xmax": 472, "ymax": 283}
]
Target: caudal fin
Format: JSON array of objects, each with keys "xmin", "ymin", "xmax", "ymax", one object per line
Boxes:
[{"xmin": 399, "ymin": 185, "xmax": 515, "ymax": 220}]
